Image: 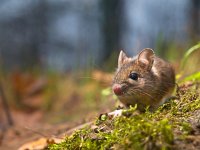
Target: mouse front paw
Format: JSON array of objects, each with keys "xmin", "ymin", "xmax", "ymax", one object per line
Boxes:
[{"xmin": 108, "ymin": 109, "xmax": 123, "ymax": 118}]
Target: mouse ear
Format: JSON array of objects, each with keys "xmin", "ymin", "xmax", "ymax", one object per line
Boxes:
[
  {"xmin": 137, "ymin": 48, "xmax": 155, "ymax": 71},
  {"xmin": 118, "ymin": 50, "xmax": 129, "ymax": 68}
]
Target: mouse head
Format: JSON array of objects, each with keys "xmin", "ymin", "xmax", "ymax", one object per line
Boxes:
[{"xmin": 113, "ymin": 48, "xmax": 155, "ymax": 99}]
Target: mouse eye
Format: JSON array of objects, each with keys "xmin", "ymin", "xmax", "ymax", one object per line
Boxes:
[{"xmin": 129, "ymin": 72, "xmax": 138, "ymax": 80}]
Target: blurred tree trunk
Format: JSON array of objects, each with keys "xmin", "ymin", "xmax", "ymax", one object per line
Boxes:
[
  {"xmin": 21, "ymin": 0, "xmax": 48, "ymax": 70},
  {"xmin": 190, "ymin": 0, "xmax": 200, "ymax": 43},
  {"xmin": 100, "ymin": 0, "xmax": 124, "ymax": 67}
]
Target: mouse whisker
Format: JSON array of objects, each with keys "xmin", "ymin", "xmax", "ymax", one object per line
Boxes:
[
  {"xmin": 129, "ymin": 89, "xmax": 154, "ymax": 100},
  {"xmin": 145, "ymin": 85, "xmax": 173, "ymax": 95}
]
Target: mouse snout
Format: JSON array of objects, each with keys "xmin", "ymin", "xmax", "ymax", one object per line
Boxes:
[{"xmin": 112, "ymin": 84, "xmax": 123, "ymax": 96}]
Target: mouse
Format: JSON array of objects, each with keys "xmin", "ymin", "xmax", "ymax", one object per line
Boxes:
[{"xmin": 112, "ymin": 48, "xmax": 175, "ymax": 112}]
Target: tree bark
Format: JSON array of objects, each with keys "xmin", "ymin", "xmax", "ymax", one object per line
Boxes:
[
  {"xmin": 190, "ymin": 0, "xmax": 200, "ymax": 43},
  {"xmin": 100, "ymin": 0, "xmax": 124, "ymax": 63}
]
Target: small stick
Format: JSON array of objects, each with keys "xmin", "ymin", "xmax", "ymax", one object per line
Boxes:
[
  {"xmin": 65, "ymin": 121, "xmax": 94, "ymax": 136},
  {"xmin": 0, "ymin": 82, "xmax": 13, "ymax": 126}
]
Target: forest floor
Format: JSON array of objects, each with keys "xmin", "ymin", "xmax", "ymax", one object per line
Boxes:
[
  {"xmin": 0, "ymin": 70, "xmax": 115, "ymax": 150},
  {"xmin": 48, "ymin": 81, "xmax": 200, "ymax": 150},
  {"xmin": 0, "ymin": 71, "xmax": 200, "ymax": 150}
]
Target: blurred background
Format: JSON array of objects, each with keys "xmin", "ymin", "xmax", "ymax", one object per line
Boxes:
[{"xmin": 0, "ymin": 0, "xmax": 199, "ymax": 149}]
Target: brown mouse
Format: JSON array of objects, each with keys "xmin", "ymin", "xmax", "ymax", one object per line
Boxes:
[{"xmin": 112, "ymin": 48, "xmax": 175, "ymax": 111}]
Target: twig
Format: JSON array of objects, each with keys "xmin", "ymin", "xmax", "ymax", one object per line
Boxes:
[
  {"xmin": 65, "ymin": 121, "xmax": 94, "ymax": 136},
  {"xmin": 0, "ymin": 82, "xmax": 13, "ymax": 126}
]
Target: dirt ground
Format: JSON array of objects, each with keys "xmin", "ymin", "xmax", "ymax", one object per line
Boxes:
[{"xmin": 0, "ymin": 108, "xmax": 96, "ymax": 150}]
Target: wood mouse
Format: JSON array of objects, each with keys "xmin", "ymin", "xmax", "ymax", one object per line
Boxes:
[{"xmin": 112, "ymin": 48, "xmax": 175, "ymax": 111}]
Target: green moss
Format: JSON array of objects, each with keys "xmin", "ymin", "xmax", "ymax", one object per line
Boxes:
[{"xmin": 49, "ymin": 82, "xmax": 200, "ymax": 150}]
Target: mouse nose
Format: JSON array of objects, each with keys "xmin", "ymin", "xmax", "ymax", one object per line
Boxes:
[{"xmin": 112, "ymin": 84, "xmax": 123, "ymax": 96}]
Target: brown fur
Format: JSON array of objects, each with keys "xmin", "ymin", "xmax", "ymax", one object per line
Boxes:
[{"xmin": 113, "ymin": 48, "xmax": 175, "ymax": 111}]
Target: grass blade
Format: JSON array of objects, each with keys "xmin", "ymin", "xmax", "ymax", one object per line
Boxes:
[{"xmin": 181, "ymin": 42, "xmax": 200, "ymax": 69}]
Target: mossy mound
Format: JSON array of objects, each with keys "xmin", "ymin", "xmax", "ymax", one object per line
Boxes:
[{"xmin": 49, "ymin": 82, "xmax": 200, "ymax": 150}]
